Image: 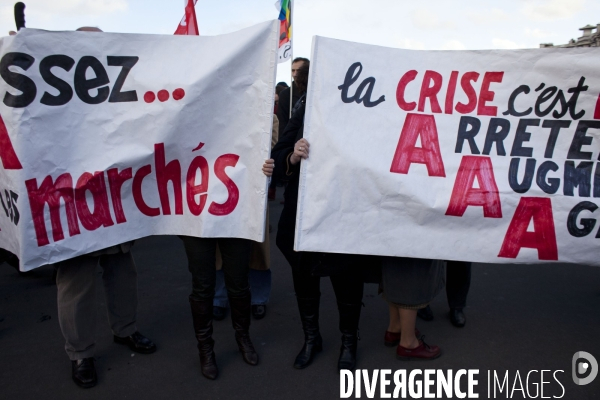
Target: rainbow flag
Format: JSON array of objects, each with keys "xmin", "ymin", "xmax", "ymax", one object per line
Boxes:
[{"xmin": 277, "ymin": 0, "xmax": 292, "ymax": 62}]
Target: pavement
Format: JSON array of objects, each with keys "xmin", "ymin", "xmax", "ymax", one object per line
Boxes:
[{"xmin": 0, "ymin": 190, "xmax": 599, "ymax": 400}]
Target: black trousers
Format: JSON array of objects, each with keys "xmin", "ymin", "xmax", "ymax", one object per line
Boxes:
[
  {"xmin": 181, "ymin": 236, "xmax": 252, "ymax": 301},
  {"xmin": 446, "ymin": 261, "xmax": 471, "ymax": 309},
  {"xmin": 269, "ymin": 175, "xmax": 277, "ymax": 191},
  {"xmin": 276, "ymin": 202, "xmax": 363, "ymax": 304}
]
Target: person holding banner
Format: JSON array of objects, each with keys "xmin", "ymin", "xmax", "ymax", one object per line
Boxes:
[
  {"xmin": 213, "ymin": 115, "xmax": 280, "ymax": 321},
  {"xmin": 268, "ymin": 83, "xmax": 288, "ymax": 201},
  {"xmin": 56, "ymin": 243, "xmax": 157, "ymax": 388},
  {"xmin": 52, "ymin": 26, "xmax": 157, "ymax": 390},
  {"xmin": 265, "ymin": 65, "xmax": 365, "ymax": 371}
]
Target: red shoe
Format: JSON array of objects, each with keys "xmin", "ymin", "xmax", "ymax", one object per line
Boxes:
[
  {"xmin": 396, "ymin": 337, "xmax": 441, "ymax": 361},
  {"xmin": 384, "ymin": 331, "xmax": 400, "ymax": 347},
  {"xmin": 268, "ymin": 188, "xmax": 276, "ymax": 200},
  {"xmin": 384, "ymin": 329, "xmax": 421, "ymax": 347}
]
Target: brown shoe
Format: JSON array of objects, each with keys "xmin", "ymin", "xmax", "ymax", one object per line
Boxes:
[
  {"xmin": 396, "ymin": 337, "xmax": 441, "ymax": 361},
  {"xmin": 384, "ymin": 329, "xmax": 421, "ymax": 347}
]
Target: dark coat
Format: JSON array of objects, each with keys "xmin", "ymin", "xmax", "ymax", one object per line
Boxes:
[
  {"xmin": 271, "ymin": 100, "xmax": 305, "ymax": 268},
  {"xmin": 271, "ymin": 101, "xmax": 381, "ymax": 281},
  {"xmin": 272, "ymin": 98, "xmax": 305, "ymax": 202},
  {"xmin": 275, "ymin": 82, "xmax": 302, "ymax": 138}
]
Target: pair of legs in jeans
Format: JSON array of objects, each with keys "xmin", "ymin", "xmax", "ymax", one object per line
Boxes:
[{"xmin": 213, "ymin": 269, "xmax": 271, "ymax": 308}]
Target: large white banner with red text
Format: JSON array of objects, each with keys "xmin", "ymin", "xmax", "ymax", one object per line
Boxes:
[
  {"xmin": 0, "ymin": 21, "xmax": 278, "ymax": 271},
  {"xmin": 296, "ymin": 36, "xmax": 600, "ymax": 266}
]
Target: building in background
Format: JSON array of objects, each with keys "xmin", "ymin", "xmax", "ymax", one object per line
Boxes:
[{"xmin": 540, "ymin": 24, "xmax": 600, "ymax": 48}]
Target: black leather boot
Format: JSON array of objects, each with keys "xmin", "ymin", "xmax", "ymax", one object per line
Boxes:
[
  {"xmin": 293, "ymin": 296, "xmax": 323, "ymax": 369},
  {"xmin": 189, "ymin": 296, "xmax": 219, "ymax": 380},
  {"xmin": 337, "ymin": 302, "xmax": 361, "ymax": 370},
  {"xmin": 229, "ymin": 293, "xmax": 259, "ymax": 366}
]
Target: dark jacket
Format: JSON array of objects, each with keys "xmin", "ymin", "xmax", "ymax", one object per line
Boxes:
[
  {"xmin": 271, "ymin": 101, "xmax": 381, "ymax": 281},
  {"xmin": 276, "ymin": 82, "xmax": 302, "ymax": 137},
  {"xmin": 272, "ymin": 99, "xmax": 305, "ymax": 203}
]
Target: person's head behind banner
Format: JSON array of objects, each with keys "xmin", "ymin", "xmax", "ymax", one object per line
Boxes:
[
  {"xmin": 9, "ymin": 26, "xmax": 102, "ymax": 36},
  {"xmin": 292, "ymin": 57, "xmax": 309, "ymax": 81},
  {"xmin": 76, "ymin": 26, "xmax": 103, "ymax": 32},
  {"xmin": 276, "ymin": 82, "xmax": 289, "ymax": 95},
  {"xmin": 295, "ymin": 64, "xmax": 309, "ymax": 94}
]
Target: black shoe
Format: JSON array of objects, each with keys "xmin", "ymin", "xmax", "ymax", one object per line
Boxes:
[
  {"xmin": 213, "ymin": 306, "xmax": 227, "ymax": 321},
  {"xmin": 417, "ymin": 305, "xmax": 434, "ymax": 321},
  {"xmin": 71, "ymin": 358, "xmax": 97, "ymax": 388},
  {"xmin": 294, "ymin": 296, "xmax": 322, "ymax": 369},
  {"xmin": 114, "ymin": 331, "xmax": 157, "ymax": 354},
  {"xmin": 450, "ymin": 308, "xmax": 466, "ymax": 327},
  {"xmin": 252, "ymin": 305, "xmax": 266, "ymax": 320}
]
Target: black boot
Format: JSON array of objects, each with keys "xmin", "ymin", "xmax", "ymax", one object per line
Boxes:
[
  {"xmin": 337, "ymin": 302, "xmax": 361, "ymax": 370},
  {"xmin": 189, "ymin": 296, "xmax": 219, "ymax": 380},
  {"xmin": 293, "ymin": 296, "xmax": 323, "ymax": 369},
  {"xmin": 229, "ymin": 293, "xmax": 259, "ymax": 366}
]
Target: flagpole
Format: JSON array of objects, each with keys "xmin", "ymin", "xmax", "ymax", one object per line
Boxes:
[{"xmin": 289, "ymin": 0, "xmax": 294, "ymax": 119}]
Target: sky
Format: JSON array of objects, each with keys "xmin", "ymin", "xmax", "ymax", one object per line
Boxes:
[{"xmin": 0, "ymin": 0, "xmax": 598, "ymax": 84}]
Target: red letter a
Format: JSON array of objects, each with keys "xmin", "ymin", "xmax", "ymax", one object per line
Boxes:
[
  {"xmin": 498, "ymin": 197, "xmax": 558, "ymax": 261},
  {"xmin": 0, "ymin": 115, "xmax": 22, "ymax": 169},
  {"xmin": 445, "ymin": 156, "xmax": 502, "ymax": 218},
  {"xmin": 390, "ymin": 113, "xmax": 445, "ymax": 177}
]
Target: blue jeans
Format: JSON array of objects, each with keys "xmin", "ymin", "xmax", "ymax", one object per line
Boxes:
[{"xmin": 214, "ymin": 269, "xmax": 271, "ymax": 307}]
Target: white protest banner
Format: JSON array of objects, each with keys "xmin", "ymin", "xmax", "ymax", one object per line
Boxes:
[
  {"xmin": 0, "ymin": 20, "xmax": 278, "ymax": 271},
  {"xmin": 296, "ymin": 36, "xmax": 600, "ymax": 266}
]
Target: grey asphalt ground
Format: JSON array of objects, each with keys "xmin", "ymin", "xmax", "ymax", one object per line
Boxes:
[{"xmin": 1, "ymin": 191, "xmax": 599, "ymax": 400}]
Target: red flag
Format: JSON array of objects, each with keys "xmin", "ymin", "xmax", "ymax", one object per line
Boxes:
[{"xmin": 175, "ymin": 0, "xmax": 199, "ymax": 35}]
